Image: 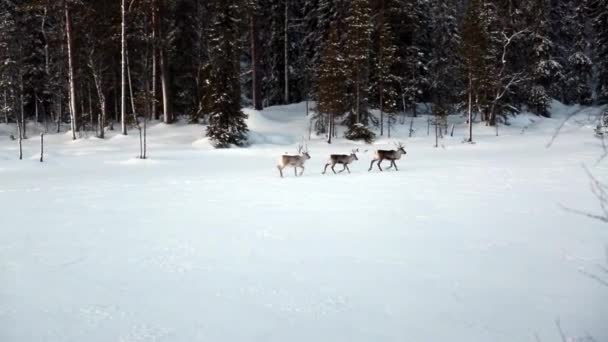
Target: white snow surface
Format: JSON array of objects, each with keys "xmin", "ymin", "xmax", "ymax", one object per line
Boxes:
[{"xmin": 1, "ymin": 102, "xmax": 607, "ymax": 342}]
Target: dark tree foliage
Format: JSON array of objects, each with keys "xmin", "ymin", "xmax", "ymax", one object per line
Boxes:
[
  {"xmin": 1, "ymin": 0, "xmax": 606, "ymax": 147},
  {"xmin": 206, "ymin": 0, "xmax": 249, "ymax": 148}
]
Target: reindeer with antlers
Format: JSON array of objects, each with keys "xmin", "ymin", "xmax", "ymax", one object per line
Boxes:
[
  {"xmin": 277, "ymin": 143, "xmax": 311, "ymax": 178},
  {"xmin": 322, "ymin": 149, "xmax": 359, "ymax": 175},
  {"xmin": 368, "ymin": 142, "xmax": 407, "ymax": 172}
]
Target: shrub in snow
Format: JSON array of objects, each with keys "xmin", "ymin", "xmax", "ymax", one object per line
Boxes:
[
  {"xmin": 344, "ymin": 123, "xmax": 376, "ymax": 144},
  {"xmin": 528, "ymin": 85, "xmax": 551, "ymax": 117}
]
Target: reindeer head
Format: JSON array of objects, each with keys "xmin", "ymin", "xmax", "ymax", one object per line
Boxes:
[
  {"xmin": 298, "ymin": 143, "xmax": 311, "ymax": 160},
  {"xmin": 394, "ymin": 142, "xmax": 407, "ymax": 155},
  {"xmin": 351, "ymin": 148, "xmax": 359, "ymax": 160}
]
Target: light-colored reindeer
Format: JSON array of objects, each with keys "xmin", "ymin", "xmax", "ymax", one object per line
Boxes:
[
  {"xmin": 322, "ymin": 149, "xmax": 359, "ymax": 174},
  {"xmin": 368, "ymin": 142, "xmax": 407, "ymax": 172},
  {"xmin": 277, "ymin": 144, "xmax": 311, "ymax": 177}
]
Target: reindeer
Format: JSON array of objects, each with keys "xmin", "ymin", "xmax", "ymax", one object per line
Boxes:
[
  {"xmin": 277, "ymin": 144, "xmax": 311, "ymax": 177},
  {"xmin": 368, "ymin": 142, "xmax": 407, "ymax": 172},
  {"xmin": 322, "ymin": 149, "xmax": 359, "ymax": 174}
]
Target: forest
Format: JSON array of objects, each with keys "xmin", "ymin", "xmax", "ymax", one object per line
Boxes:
[{"xmin": 0, "ymin": 0, "xmax": 607, "ymax": 147}]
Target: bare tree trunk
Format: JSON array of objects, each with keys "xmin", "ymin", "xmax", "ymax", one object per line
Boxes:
[
  {"xmin": 158, "ymin": 0, "xmax": 171, "ymax": 124},
  {"xmin": 40, "ymin": 133, "xmax": 44, "ymax": 162},
  {"xmin": 57, "ymin": 95, "xmax": 62, "ymax": 133},
  {"xmin": 41, "ymin": 5, "xmax": 50, "ymax": 133},
  {"xmin": 64, "ymin": 0, "xmax": 77, "ymax": 140},
  {"xmin": 151, "ymin": 0, "xmax": 158, "ymax": 120},
  {"xmin": 434, "ymin": 121, "xmax": 439, "ymax": 148},
  {"xmin": 35, "ymin": 92, "xmax": 39, "ymax": 124},
  {"xmin": 409, "ymin": 115, "xmax": 414, "ymax": 138},
  {"xmin": 17, "ymin": 115, "xmax": 22, "ymax": 160},
  {"xmin": 89, "ymin": 49, "xmax": 107, "ymax": 139},
  {"xmin": 401, "ymin": 92, "xmax": 407, "ymax": 124},
  {"xmin": 160, "ymin": 47, "xmax": 170, "ymax": 123},
  {"xmin": 114, "ymin": 73, "xmax": 119, "ymax": 127},
  {"xmin": 328, "ymin": 114, "xmax": 333, "ymax": 144},
  {"xmin": 356, "ymin": 75, "xmax": 360, "ymax": 124},
  {"xmin": 251, "ymin": 12, "xmax": 262, "ymax": 110},
  {"xmin": 143, "ymin": 20, "xmax": 151, "ymax": 121},
  {"xmin": 138, "ymin": 125, "xmax": 143, "ymax": 158},
  {"xmin": 121, "ymin": 0, "xmax": 128, "ymax": 135},
  {"xmin": 88, "ymin": 83, "xmax": 94, "ymax": 134},
  {"xmin": 467, "ymin": 74, "xmax": 473, "ymax": 143},
  {"xmin": 19, "ymin": 73, "xmax": 26, "ymax": 139},
  {"xmin": 4, "ymin": 90, "xmax": 8, "ymax": 124},
  {"xmin": 80, "ymin": 83, "xmax": 86, "ymax": 131},
  {"xmin": 284, "ymin": 0, "xmax": 289, "ymax": 104},
  {"xmin": 143, "ymin": 114, "xmax": 147, "ymax": 159},
  {"xmin": 379, "ymin": 89, "xmax": 384, "ymax": 136},
  {"xmin": 127, "ymin": 48, "xmax": 137, "ymax": 122}
]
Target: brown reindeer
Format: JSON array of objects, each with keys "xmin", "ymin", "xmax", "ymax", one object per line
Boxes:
[
  {"xmin": 368, "ymin": 142, "xmax": 407, "ymax": 172},
  {"xmin": 277, "ymin": 144, "xmax": 311, "ymax": 177},
  {"xmin": 322, "ymin": 149, "xmax": 359, "ymax": 174}
]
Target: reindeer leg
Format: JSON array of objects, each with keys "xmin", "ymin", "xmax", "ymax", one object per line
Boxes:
[
  {"xmin": 277, "ymin": 165, "xmax": 284, "ymax": 178},
  {"xmin": 393, "ymin": 161, "xmax": 399, "ymax": 171},
  {"xmin": 338, "ymin": 164, "xmax": 347, "ymax": 173},
  {"xmin": 299, "ymin": 166, "xmax": 305, "ymax": 176},
  {"xmin": 294, "ymin": 167, "xmax": 298, "ymax": 177},
  {"xmin": 322, "ymin": 163, "xmax": 330, "ymax": 175},
  {"xmin": 386, "ymin": 160, "xmax": 394, "ymax": 170},
  {"xmin": 345, "ymin": 164, "xmax": 351, "ymax": 174},
  {"xmin": 368, "ymin": 159, "xmax": 377, "ymax": 172},
  {"xmin": 377, "ymin": 159, "xmax": 384, "ymax": 171},
  {"xmin": 331, "ymin": 163, "xmax": 337, "ymax": 174}
]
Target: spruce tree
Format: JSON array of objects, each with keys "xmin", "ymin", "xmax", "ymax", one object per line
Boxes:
[
  {"xmin": 526, "ymin": 0, "xmax": 562, "ymax": 116},
  {"xmin": 374, "ymin": 22, "xmax": 400, "ymax": 137},
  {"xmin": 206, "ymin": 0, "xmax": 249, "ymax": 148},
  {"xmin": 316, "ymin": 24, "xmax": 346, "ymax": 144},
  {"xmin": 427, "ymin": 0, "xmax": 463, "ymax": 115},
  {"xmin": 554, "ymin": 0, "xmax": 593, "ymax": 105},
  {"xmin": 343, "ymin": 0, "xmax": 375, "ymax": 142},
  {"xmin": 591, "ymin": 0, "xmax": 608, "ymax": 103}
]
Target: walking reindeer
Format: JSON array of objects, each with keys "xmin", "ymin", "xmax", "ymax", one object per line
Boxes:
[
  {"xmin": 368, "ymin": 142, "xmax": 407, "ymax": 172},
  {"xmin": 322, "ymin": 149, "xmax": 359, "ymax": 174},
  {"xmin": 277, "ymin": 144, "xmax": 311, "ymax": 177}
]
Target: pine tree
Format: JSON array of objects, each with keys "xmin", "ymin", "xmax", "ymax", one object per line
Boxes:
[
  {"xmin": 343, "ymin": 0, "xmax": 375, "ymax": 142},
  {"xmin": 461, "ymin": 0, "xmax": 484, "ymax": 141},
  {"xmin": 591, "ymin": 0, "xmax": 608, "ymax": 103},
  {"xmin": 315, "ymin": 24, "xmax": 346, "ymax": 144},
  {"xmin": 526, "ymin": 0, "xmax": 562, "ymax": 116},
  {"xmin": 0, "ymin": 0, "xmax": 20, "ymax": 125},
  {"xmin": 206, "ymin": 0, "xmax": 249, "ymax": 148},
  {"xmin": 427, "ymin": 0, "xmax": 463, "ymax": 115},
  {"xmin": 374, "ymin": 22, "xmax": 400, "ymax": 137},
  {"xmin": 554, "ymin": 0, "xmax": 593, "ymax": 105},
  {"xmin": 380, "ymin": 0, "xmax": 428, "ymax": 115}
]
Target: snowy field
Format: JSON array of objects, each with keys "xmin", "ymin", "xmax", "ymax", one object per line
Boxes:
[{"xmin": 1, "ymin": 102, "xmax": 607, "ymax": 342}]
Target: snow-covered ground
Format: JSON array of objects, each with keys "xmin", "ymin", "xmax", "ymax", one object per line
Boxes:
[{"xmin": 1, "ymin": 102, "xmax": 607, "ymax": 342}]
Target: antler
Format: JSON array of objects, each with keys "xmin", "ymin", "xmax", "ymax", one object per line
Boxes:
[{"xmin": 297, "ymin": 144, "xmax": 303, "ymax": 154}]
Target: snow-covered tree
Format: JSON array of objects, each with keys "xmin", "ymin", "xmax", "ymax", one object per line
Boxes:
[
  {"xmin": 206, "ymin": 0, "xmax": 249, "ymax": 148},
  {"xmin": 427, "ymin": 0, "xmax": 463, "ymax": 115},
  {"xmin": 558, "ymin": 0, "xmax": 593, "ymax": 105},
  {"xmin": 590, "ymin": 0, "xmax": 608, "ymax": 103},
  {"xmin": 373, "ymin": 22, "xmax": 400, "ymax": 137},
  {"xmin": 343, "ymin": 0, "xmax": 375, "ymax": 142},
  {"xmin": 526, "ymin": 0, "xmax": 562, "ymax": 116},
  {"xmin": 315, "ymin": 24, "xmax": 346, "ymax": 144}
]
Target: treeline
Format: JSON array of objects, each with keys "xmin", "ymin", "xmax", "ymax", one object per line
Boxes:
[{"xmin": 0, "ymin": 0, "xmax": 607, "ymax": 146}]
